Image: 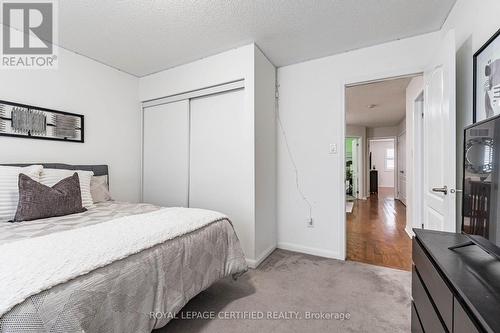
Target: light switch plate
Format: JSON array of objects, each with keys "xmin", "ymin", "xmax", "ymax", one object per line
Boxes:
[{"xmin": 329, "ymin": 143, "xmax": 337, "ymax": 154}]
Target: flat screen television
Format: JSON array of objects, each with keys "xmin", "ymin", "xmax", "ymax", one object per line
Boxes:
[{"xmin": 461, "ymin": 114, "xmax": 500, "ymax": 259}]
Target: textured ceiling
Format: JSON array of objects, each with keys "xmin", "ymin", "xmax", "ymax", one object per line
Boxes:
[
  {"xmin": 48, "ymin": 0, "xmax": 455, "ymax": 76},
  {"xmin": 346, "ymin": 76, "xmax": 418, "ymax": 128}
]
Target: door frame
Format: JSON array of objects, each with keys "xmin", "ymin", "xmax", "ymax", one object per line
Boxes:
[
  {"xmin": 396, "ymin": 130, "xmax": 406, "ymax": 204},
  {"xmin": 407, "ymin": 91, "xmax": 425, "ymax": 237},
  {"xmin": 346, "ymin": 136, "xmax": 363, "ymax": 199},
  {"xmin": 340, "ymin": 70, "xmax": 424, "ymax": 260}
]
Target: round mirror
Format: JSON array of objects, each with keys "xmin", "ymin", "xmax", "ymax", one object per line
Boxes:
[{"xmin": 465, "ymin": 138, "xmax": 494, "ymax": 175}]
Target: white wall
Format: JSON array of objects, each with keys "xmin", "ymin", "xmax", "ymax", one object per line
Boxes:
[
  {"xmin": 370, "ymin": 140, "xmax": 395, "ymax": 188},
  {"xmin": 276, "ymin": 0, "xmax": 500, "ymax": 259},
  {"xmin": 139, "ymin": 46, "xmax": 253, "ymax": 102},
  {"xmin": 367, "ymin": 125, "xmax": 399, "ymax": 138},
  {"xmin": 397, "ymin": 117, "xmax": 406, "ymax": 135},
  {"xmin": 276, "ymin": 32, "xmax": 439, "ymax": 259},
  {"xmin": 440, "ymin": 0, "xmax": 500, "ymax": 230},
  {"xmin": 0, "ymin": 44, "xmax": 141, "ymax": 202},
  {"xmin": 346, "ymin": 126, "xmax": 366, "ymax": 140},
  {"xmin": 254, "ymin": 47, "xmax": 277, "ymax": 263}
]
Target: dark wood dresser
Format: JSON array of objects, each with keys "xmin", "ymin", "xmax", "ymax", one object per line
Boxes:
[
  {"xmin": 369, "ymin": 169, "xmax": 378, "ymax": 194},
  {"xmin": 412, "ymin": 229, "xmax": 500, "ymax": 333}
]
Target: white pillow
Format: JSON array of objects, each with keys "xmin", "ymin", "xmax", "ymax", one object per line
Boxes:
[
  {"xmin": 40, "ymin": 169, "xmax": 94, "ymax": 209},
  {"xmin": 90, "ymin": 175, "xmax": 112, "ymax": 203},
  {"xmin": 0, "ymin": 165, "xmax": 43, "ymax": 222}
]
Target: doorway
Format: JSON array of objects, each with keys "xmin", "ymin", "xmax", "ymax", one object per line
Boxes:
[
  {"xmin": 369, "ymin": 138, "xmax": 396, "ymax": 197},
  {"xmin": 346, "ymin": 136, "xmax": 362, "ymax": 213},
  {"xmin": 341, "ymin": 30, "xmax": 457, "ymax": 270},
  {"xmin": 346, "ymin": 137, "xmax": 362, "ymax": 197},
  {"xmin": 345, "ymin": 75, "xmax": 421, "ymax": 271}
]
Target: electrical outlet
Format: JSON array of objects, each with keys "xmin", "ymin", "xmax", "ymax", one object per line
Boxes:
[{"xmin": 306, "ymin": 217, "xmax": 314, "ymax": 228}]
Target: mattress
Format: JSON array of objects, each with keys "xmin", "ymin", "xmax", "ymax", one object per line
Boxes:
[{"xmin": 0, "ymin": 202, "xmax": 247, "ymax": 333}]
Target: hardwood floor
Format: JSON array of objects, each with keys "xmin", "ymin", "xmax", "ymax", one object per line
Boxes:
[{"xmin": 347, "ymin": 187, "xmax": 412, "ymax": 271}]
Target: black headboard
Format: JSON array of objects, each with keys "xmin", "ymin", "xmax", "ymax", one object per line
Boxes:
[{"xmin": 1, "ymin": 163, "xmax": 109, "ymax": 177}]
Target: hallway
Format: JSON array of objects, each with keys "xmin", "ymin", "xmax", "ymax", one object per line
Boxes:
[{"xmin": 346, "ymin": 188, "xmax": 411, "ymax": 271}]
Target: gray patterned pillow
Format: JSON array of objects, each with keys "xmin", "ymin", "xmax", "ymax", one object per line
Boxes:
[{"xmin": 13, "ymin": 173, "xmax": 87, "ymax": 222}]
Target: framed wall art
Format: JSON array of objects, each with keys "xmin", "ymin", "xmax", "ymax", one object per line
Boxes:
[
  {"xmin": 0, "ymin": 100, "xmax": 84, "ymax": 143},
  {"xmin": 474, "ymin": 28, "xmax": 500, "ymax": 123}
]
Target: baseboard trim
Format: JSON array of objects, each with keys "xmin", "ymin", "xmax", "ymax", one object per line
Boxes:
[
  {"xmin": 405, "ymin": 225, "xmax": 414, "ymax": 239},
  {"xmin": 246, "ymin": 245, "xmax": 277, "ymax": 269},
  {"xmin": 277, "ymin": 242, "xmax": 341, "ymax": 260},
  {"xmin": 245, "ymin": 258, "xmax": 256, "ymax": 268}
]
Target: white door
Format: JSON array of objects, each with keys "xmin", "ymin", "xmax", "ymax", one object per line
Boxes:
[
  {"xmin": 351, "ymin": 139, "xmax": 358, "ymax": 198},
  {"xmin": 422, "ymin": 29, "xmax": 456, "ymax": 232},
  {"xmin": 189, "ymin": 89, "xmax": 251, "ymax": 253},
  {"xmin": 143, "ymin": 100, "xmax": 189, "ymax": 207},
  {"xmin": 397, "ymin": 132, "xmax": 407, "ymax": 205}
]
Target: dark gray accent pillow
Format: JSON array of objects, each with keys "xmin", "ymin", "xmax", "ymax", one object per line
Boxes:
[{"xmin": 13, "ymin": 172, "xmax": 87, "ymax": 222}]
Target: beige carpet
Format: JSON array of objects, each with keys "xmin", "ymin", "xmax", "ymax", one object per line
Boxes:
[{"xmin": 156, "ymin": 249, "xmax": 411, "ymax": 333}]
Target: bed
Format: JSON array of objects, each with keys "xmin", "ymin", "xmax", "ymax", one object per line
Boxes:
[{"xmin": 0, "ymin": 164, "xmax": 247, "ymax": 333}]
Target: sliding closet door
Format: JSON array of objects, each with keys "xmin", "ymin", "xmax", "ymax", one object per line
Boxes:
[
  {"xmin": 189, "ymin": 89, "xmax": 251, "ymax": 222},
  {"xmin": 143, "ymin": 100, "xmax": 189, "ymax": 207}
]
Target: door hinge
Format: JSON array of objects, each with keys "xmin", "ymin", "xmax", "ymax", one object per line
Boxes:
[{"xmin": 421, "ymin": 223, "xmax": 425, "ymax": 229}]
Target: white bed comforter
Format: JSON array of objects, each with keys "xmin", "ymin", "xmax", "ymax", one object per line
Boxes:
[{"xmin": 0, "ymin": 207, "xmax": 228, "ymax": 317}]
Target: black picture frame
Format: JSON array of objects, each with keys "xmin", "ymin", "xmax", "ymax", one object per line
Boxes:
[
  {"xmin": 0, "ymin": 100, "xmax": 84, "ymax": 143},
  {"xmin": 473, "ymin": 28, "xmax": 500, "ymax": 123}
]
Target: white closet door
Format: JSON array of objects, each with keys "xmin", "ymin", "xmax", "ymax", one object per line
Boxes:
[
  {"xmin": 189, "ymin": 88, "xmax": 251, "ymax": 221},
  {"xmin": 143, "ymin": 100, "xmax": 189, "ymax": 207}
]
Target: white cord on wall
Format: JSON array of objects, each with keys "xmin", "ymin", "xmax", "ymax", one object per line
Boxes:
[{"xmin": 275, "ymin": 82, "xmax": 313, "ymax": 221}]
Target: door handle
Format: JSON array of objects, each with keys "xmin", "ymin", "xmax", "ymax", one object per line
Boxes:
[{"xmin": 432, "ymin": 185, "xmax": 448, "ymax": 195}]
